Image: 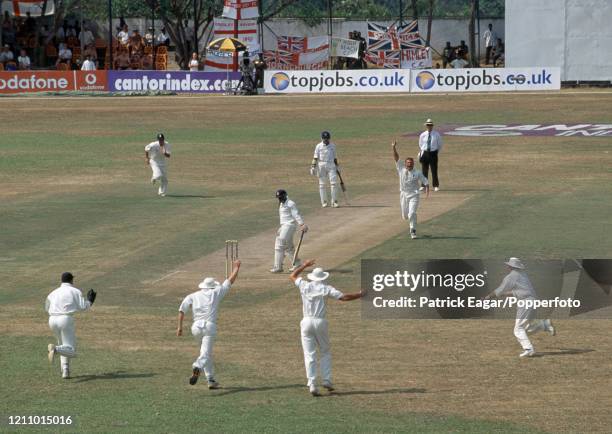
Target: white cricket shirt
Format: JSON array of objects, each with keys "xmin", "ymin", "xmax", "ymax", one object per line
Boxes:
[
  {"xmin": 145, "ymin": 141, "xmax": 172, "ymax": 165},
  {"xmin": 313, "ymin": 141, "xmax": 337, "ymax": 163},
  {"xmin": 179, "ymin": 280, "xmax": 231, "ymax": 324},
  {"xmin": 494, "ymin": 270, "xmax": 537, "ymax": 300},
  {"xmin": 396, "ymin": 161, "xmax": 428, "ymax": 194},
  {"xmin": 279, "ymin": 199, "xmax": 304, "ymax": 226},
  {"xmin": 295, "ymin": 277, "xmax": 344, "ymax": 319},
  {"xmin": 45, "ymin": 283, "xmax": 91, "ymax": 316}
]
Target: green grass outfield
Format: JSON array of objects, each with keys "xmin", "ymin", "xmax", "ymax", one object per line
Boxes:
[{"xmin": 1, "ymin": 92, "xmax": 611, "ymax": 433}]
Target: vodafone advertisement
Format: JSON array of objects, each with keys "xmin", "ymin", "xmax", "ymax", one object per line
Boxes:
[{"xmin": 0, "ymin": 71, "xmax": 107, "ymax": 93}]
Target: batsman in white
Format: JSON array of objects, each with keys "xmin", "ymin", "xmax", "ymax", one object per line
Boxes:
[
  {"xmin": 270, "ymin": 189, "xmax": 308, "ymax": 273},
  {"xmin": 46, "ymin": 272, "xmax": 96, "ymax": 379},
  {"xmin": 392, "ymin": 140, "xmax": 429, "ymax": 239},
  {"xmin": 145, "ymin": 132, "xmax": 171, "ymax": 197},
  {"xmin": 177, "ymin": 259, "xmax": 241, "ymax": 388},
  {"xmin": 310, "ymin": 131, "xmax": 341, "ymax": 208},
  {"xmin": 483, "ymin": 258, "xmax": 556, "ymax": 358},
  {"xmin": 290, "ymin": 259, "xmax": 365, "ymax": 396}
]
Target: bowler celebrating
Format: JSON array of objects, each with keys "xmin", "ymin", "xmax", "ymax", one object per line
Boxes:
[{"xmin": 392, "ymin": 140, "xmax": 429, "ymax": 239}]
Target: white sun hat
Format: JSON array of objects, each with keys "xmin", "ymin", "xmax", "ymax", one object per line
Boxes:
[
  {"xmin": 307, "ymin": 267, "xmax": 330, "ymax": 281},
  {"xmin": 198, "ymin": 277, "xmax": 219, "ymax": 289},
  {"xmin": 504, "ymin": 257, "xmax": 525, "ymax": 270},
  {"xmin": 424, "ymin": 118, "xmax": 434, "ymax": 125}
]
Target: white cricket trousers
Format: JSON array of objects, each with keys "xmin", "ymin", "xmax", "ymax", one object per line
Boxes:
[
  {"xmin": 514, "ymin": 304, "xmax": 548, "ymax": 350},
  {"xmin": 191, "ymin": 320, "xmax": 217, "ymax": 379},
  {"xmin": 400, "ymin": 192, "xmax": 420, "ymax": 230},
  {"xmin": 274, "ymin": 223, "xmax": 297, "ymax": 269},
  {"xmin": 49, "ymin": 315, "xmax": 77, "ymax": 369},
  {"xmin": 317, "ymin": 162, "xmax": 339, "ymax": 205},
  {"xmin": 300, "ymin": 317, "xmax": 332, "ymax": 386},
  {"xmin": 150, "ymin": 160, "xmax": 168, "ymax": 195}
]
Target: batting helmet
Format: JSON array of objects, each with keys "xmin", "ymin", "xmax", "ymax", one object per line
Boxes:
[
  {"xmin": 275, "ymin": 189, "xmax": 287, "ymax": 202},
  {"xmin": 321, "ymin": 131, "xmax": 331, "ymax": 140},
  {"xmin": 157, "ymin": 133, "xmax": 165, "ymax": 140}
]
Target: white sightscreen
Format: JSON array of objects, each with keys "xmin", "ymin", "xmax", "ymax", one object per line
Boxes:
[{"xmin": 506, "ymin": 0, "xmax": 612, "ymax": 81}]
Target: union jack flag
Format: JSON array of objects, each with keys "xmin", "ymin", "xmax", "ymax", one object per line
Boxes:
[
  {"xmin": 276, "ymin": 36, "xmax": 305, "ymax": 53},
  {"xmin": 365, "ymin": 50, "xmax": 400, "ymax": 69},
  {"xmin": 263, "ymin": 50, "xmax": 295, "ymax": 67},
  {"xmin": 367, "ymin": 22, "xmax": 399, "ymax": 51},
  {"xmin": 398, "ymin": 20, "xmax": 424, "ymax": 49}
]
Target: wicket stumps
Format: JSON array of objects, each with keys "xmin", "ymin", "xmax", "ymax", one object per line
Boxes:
[{"xmin": 225, "ymin": 240, "xmax": 239, "ymax": 279}]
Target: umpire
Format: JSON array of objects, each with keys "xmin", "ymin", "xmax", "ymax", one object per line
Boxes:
[{"xmin": 418, "ymin": 119, "xmax": 443, "ymax": 191}]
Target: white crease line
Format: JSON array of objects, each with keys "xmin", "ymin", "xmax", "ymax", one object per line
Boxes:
[{"xmin": 150, "ymin": 270, "xmax": 185, "ymax": 284}]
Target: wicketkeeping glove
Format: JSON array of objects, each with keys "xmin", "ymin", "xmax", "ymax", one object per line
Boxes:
[{"xmin": 87, "ymin": 289, "xmax": 97, "ymax": 305}]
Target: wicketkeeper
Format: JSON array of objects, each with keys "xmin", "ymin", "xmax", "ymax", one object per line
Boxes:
[
  {"xmin": 177, "ymin": 260, "xmax": 241, "ymax": 388},
  {"xmin": 311, "ymin": 131, "xmax": 341, "ymax": 208},
  {"xmin": 46, "ymin": 272, "xmax": 96, "ymax": 379},
  {"xmin": 271, "ymin": 189, "xmax": 308, "ymax": 273}
]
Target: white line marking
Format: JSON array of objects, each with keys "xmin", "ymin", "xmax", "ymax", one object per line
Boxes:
[{"xmin": 151, "ymin": 270, "xmax": 185, "ymax": 284}]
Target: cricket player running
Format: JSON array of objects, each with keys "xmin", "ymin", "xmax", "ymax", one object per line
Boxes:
[
  {"xmin": 311, "ymin": 131, "xmax": 341, "ymax": 208},
  {"xmin": 177, "ymin": 260, "xmax": 241, "ymax": 388},
  {"xmin": 270, "ymin": 189, "xmax": 308, "ymax": 273},
  {"xmin": 290, "ymin": 259, "xmax": 365, "ymax": 396},
  {"xmin": 145, "ymin": 133, "xmax": 171, "ymax": 197},
  {"xmin": 392, "ymin": 140, "xmax": 429, "ymax": 239},
  {"xmin": 484, "ymin": 258, "xmax": 556, "ymax": 357},
  {"xmin": 46, "ymin": 272, "xmax": 97, "ymax": 379}
]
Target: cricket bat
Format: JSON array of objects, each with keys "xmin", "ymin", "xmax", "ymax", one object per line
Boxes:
[{"xmin": 292, "ymin": 230, "xmax": 305, "ymax": 266}]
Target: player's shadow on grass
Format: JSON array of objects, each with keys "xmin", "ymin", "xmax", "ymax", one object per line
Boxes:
[
  {"xmin": 533, "ymin": 348, "xmax": 594, "ymax": 357},
  {"xmin": 420, "ymin": 235, "xmax": 479, "ymax": 240},
  {"xmin": 331, "ymin": 387, "xmax": 426, "ymax": 396},
  {"xmin": 343, "ymin": 205, "xmax": 390, "ymax": 208},
  {"xmin": 72, "ymin": 371, "xmax": 156, "ymax": 383},
  {"xmin": 164, "ymin": 194, "xmax": 215, "ymax": 199},
  {"xmin": 210, "ymin": 384, "xmax": 303, "ymax": 396}
]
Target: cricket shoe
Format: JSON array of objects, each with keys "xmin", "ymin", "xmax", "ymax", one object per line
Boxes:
[
  {"xmin": 189, "ymin": 367, "xmax": 200, "ymax": 385},
  {"xmin": 322, "ymin": 381, "xmax": 335, "ymax": 392},
  {"xmin": 322, "ymin": 202, "xmax": 329, "ymax": 208},
  {"xmin": 207, "ymin": 378, "xmax": 220, "ymax": 389},
  {"xmin": 519, "ymin": 349, "xmax": 536, "ymax": 358},
  {"xmin": 410, "ymin": 230, "xmax": 417, "ymax": 239},
  {"xmin": 544, "ymin": 319, "xmax": 556, "ymax": 336},
  {"xmin": 332, "ymin": 202, "xmax": 339, "ymax": 208},
  {"xmin": 269, "ymin": 267, "xmax": 283, "ymax": 273},
  {"xmin": 62, "ymin": 368, "xmax": 70, "ymax": 379},
  {"xmin": 419, "ymin": 186, "xmax": 425, "ymax": 191},
  {"xmin": 47, "ymin": 344, "xmax": 56, "ymax": 363},
  {"xmin": 309, "ymin": 384, "xmax": 320, "ymax": 397},
  {"xmin": 158, "ymin": 192, "xmax": 166, "ymax": 197},
  {"xmin": 434, "ymin": 187, "xmax": 440, "ymax": 192}
]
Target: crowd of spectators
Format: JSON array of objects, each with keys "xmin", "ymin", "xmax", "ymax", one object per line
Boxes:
[
  {"xmin": 1, "ymin": 12, "xmax": 170, "ymax": 71},
  {"xmin": 439, "ymin": 23, "xmax": 504, "ymax": 69}
]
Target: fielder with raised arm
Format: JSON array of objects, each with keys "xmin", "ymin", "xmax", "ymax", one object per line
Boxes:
[
  {"xmin": 145, "ymin": 133, "xmax": 171, "ymax": 197},
  {"xmin": 270, "ymin": 189, "xmax": 308, "ymax": 273},
  {"xmin": 177, "ymin": 259, "xmax": 241, "ymax": 388},
  {"xmin": 483, "ymin": 258, "xmax": 556, "ymax": 358},
  {"xmin": 310, "ymin": 131, "xmax": 341, "ymax": 208},
  {"xmin": 290, "ymin": 259, "xmax": 365, "ymax": 396},
  {"xmin": 46, "ymin": 272, "xmax": 97, "ymax": 379},
  {"xmin": 392, "ymin": 140, "xmax": 429, "ymax": 239}
]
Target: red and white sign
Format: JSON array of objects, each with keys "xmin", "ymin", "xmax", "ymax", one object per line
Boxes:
[
  {"xmin": 213, "ymin": 17, "xmax": 259, "ymax": 52},
  {"xmin": 204, "ymin": 51, "xmax": 240, "ymax": 72},
  {"xmin": 1, "ymin": 0, "xmax": 55, "ymax": 17},
  {"xmin": 0, "ymin": 71, "xmax": 108, "ymax": 93},
  {"xmin": 222, "ymin": 0, "xmax": 259, "ymax": 20}
]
